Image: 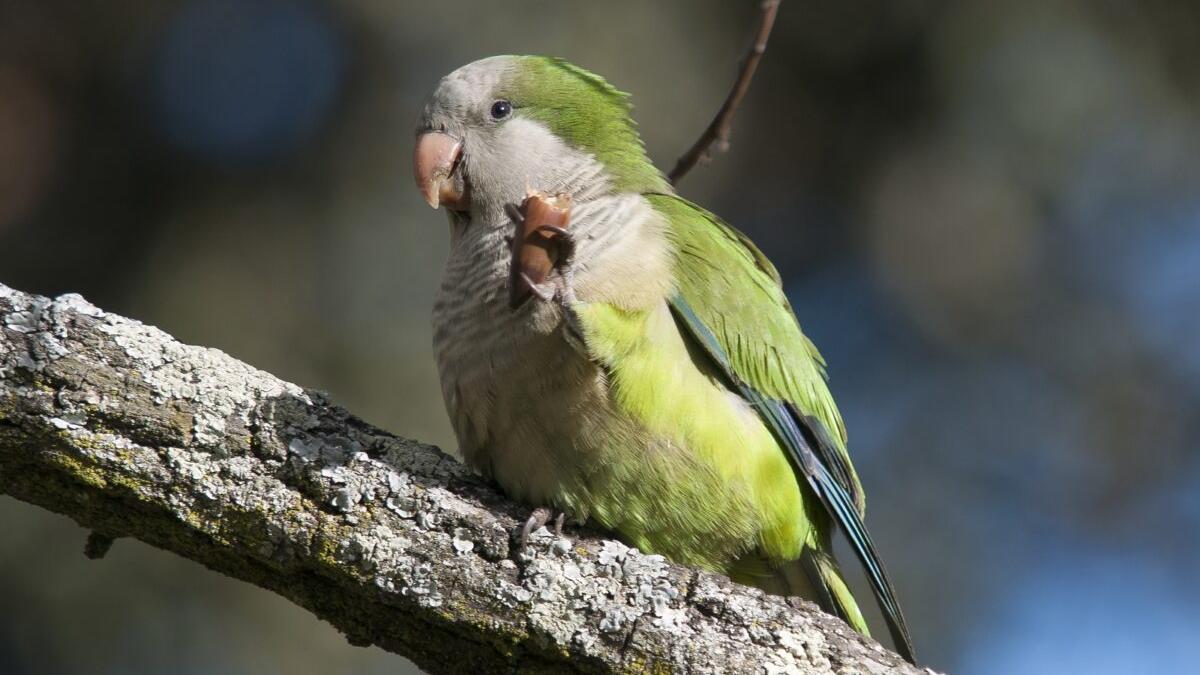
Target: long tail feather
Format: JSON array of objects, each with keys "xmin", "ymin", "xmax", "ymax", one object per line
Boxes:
[
  {"xmin": 802, "ymin": 549, "xmax": 869, "ymax": 635},
  {"xmin": 670, "ymin": 296, "xmax": 917, "ymax": 664}
]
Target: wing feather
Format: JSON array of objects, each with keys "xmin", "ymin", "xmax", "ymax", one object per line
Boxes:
[
  {"xmin": 657, "ymin": 194, "xmax": 915, "ymax": 663},
  {"xmin": 650, "ymin": 193, "xmax": 863, "ymax": 510}
]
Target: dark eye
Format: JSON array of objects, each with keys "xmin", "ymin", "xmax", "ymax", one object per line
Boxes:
[{"xmin": 490, "ymin": 100, "xmax": 512, "ymax": 120}]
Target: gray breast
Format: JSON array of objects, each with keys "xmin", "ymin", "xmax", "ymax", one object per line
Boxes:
[
  {"xmin": 428, "ymin": 188, "xmax": 671, "ymax": 504},
  {"xmin": 431, "ymin": 220, "xmax": 583, "ymax": 467}
]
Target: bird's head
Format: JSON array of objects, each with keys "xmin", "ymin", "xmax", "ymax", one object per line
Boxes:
[{"xmin": 414, "ymin": 55, "xmax": 667, "ymax": 227}]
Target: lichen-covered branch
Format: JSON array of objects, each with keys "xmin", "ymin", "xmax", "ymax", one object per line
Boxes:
[{"xmin": 0, "ymin": 284, "xmax": 926, "ymax": 675}]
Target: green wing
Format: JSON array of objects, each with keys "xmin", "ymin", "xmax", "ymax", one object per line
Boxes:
[
  {"xmin": 651, "ymin": 193, "xmax": 916, "ymax": 664},
  {"xmin": 649, "ymin": 193, "xmax": 864, "ymax": 513}
]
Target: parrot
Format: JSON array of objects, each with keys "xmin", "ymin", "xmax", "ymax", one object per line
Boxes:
[{"xmin": 413, "ymin": 55, "xmax": 915, "ymax": 663}]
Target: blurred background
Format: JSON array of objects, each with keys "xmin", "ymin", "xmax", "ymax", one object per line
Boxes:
[{"xmin": 2, "ymin": 0, "xmax": 1198, "ymax": 673}]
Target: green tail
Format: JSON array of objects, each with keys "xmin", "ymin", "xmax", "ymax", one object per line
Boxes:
[
  {"xmin": 802, "ymin": 549, "xmax": 869, "ymax": 635},
  {"xmin": 730, "ymin": 549, "xmax": 869, "ymax": 636}
]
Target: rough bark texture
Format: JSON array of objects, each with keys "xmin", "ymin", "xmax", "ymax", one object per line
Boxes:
[{"xmin": 0, "ymin": 284, "xmax": 929, "ymax": 675}]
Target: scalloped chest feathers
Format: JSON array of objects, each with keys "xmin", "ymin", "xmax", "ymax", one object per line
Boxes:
[{"xmin": 430, "ymin": 193, "xmax": 670, "ymax": 503}]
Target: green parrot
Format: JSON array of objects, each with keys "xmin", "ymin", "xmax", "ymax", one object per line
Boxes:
[{"xmin": 413, "ymin": 55, "xmax": 915, "ymax": 663}]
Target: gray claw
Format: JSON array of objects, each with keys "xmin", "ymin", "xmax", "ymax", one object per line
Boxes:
[
  {"xmin": 520, "ymin": 273, "xmax": 556, "ymax": 302},
  {"xmin": 518, "ymin": 507, "xmax": 569, "ymax": 549},
  {"xmin": 519, "ymin": 507, "xmax": 553, "ymax": 548},
  {"xmin": 505, "ymin": 202, "xmax": 525, "ymax": 224}
]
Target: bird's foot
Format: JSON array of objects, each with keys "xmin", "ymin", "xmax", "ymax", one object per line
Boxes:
[
  {"xmin": 506, "ymin": 198, "xmax": 585, "ymax": 344},
  {"xmin": 506, "ymin": 193, "xmax": 578, "ymax": 310},
  {"xmin": 518, "ymin": 506, "xmax": 567, "ymax": 549},
  {"xmin": 522, "ymin": 222, "xmax": 578, "ymax": 304},
  {"xmin": 539, "ymin": 225, "xmax": 585, "ymax": 338}
]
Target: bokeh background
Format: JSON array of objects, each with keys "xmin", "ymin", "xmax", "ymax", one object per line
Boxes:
[{"xmin": 2, "ymin": 1, "xmax": 1198, "ymax": 673}]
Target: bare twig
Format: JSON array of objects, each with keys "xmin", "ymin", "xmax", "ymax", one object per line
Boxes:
[{"xmin": 668, "ymin": 0, "xmax": 781, "ymax": 185}]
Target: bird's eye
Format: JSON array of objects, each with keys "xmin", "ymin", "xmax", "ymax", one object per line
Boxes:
[{"xmin": 490, "ymin": 100, "xmax": 512, "ymax": 120}]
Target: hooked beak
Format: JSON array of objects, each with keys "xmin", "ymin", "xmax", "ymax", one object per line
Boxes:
[{"xmin": 413, "ymin": 131, "xmax": 467, "ymax": 210}]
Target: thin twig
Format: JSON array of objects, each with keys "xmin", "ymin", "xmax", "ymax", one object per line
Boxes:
[{"xmin": 668, "ymin": 0, "xmax": 781, "ymax": 185}]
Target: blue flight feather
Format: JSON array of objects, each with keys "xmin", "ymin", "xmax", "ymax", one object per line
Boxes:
[{"xmin": 669, "ymin": 294, "xmax": 916, "ymax": 664}]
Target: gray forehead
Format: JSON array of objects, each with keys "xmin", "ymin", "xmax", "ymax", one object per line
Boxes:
[{"xmin": 423, "ymin": 56, "xmax": 517, "ymax": 123}]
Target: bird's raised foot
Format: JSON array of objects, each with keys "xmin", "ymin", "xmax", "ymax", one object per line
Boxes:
[
  {"xmin": 540, "ymin": 224, "xmax": 579, "ymax": 307},
  {"xmin": 507, "ymin": 192, "xmax": 576, "ymax": 310}
]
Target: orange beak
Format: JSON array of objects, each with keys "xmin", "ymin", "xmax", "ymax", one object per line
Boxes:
[{"xmin": 413, "ymin": 131, "xmax": 467, "ymax": 210}]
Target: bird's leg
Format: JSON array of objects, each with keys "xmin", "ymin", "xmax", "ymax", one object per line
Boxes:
[
  {"xmin": 504, "ymin": 202, "xmax": 525, "ymax": 228},
  {"xmin": 518, "ymin": 506, "xmax": 568, "ymax": 548},
  {"xmin": 506, "ymin": 201, "xmax": 558, "ymax": 304},
  {"xmin": 519, "ymin": 507, "xmax": 551, "ymax": 548},
  {"xmin": 533, "ymin": 224, "xmax": 585, "ymax": 344},
  {"xmin": 533, "ymin": 225, "xmax": 576, "ymax": 297},
  {"xmin": 506, "ymin": 193, "xmax": 580, "ymax": 312},
  {"xmin": 506, "ymin": 193, "xmax": 586, "ymax": 348}
]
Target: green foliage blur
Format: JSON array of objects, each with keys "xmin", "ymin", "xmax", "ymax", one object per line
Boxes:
[{"xmin": 3, "ymin": 1, "xmax": 1199, "ymax": 673}]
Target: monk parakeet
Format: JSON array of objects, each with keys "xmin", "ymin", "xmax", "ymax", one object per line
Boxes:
[{"xmin": 414, "ymin": 55, "xmax": 915, "ymax": 662}]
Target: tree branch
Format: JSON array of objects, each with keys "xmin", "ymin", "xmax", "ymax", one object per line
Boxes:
[
  {"xmin": 668, "ymin": 0, "xmax": 781, "ymax": 185},
  {"xmin": 0, "ymin": 283, "xmax": 926, "ymax": 675}
]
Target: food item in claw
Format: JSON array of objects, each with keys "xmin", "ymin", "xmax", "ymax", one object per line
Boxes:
[{"xmin": 509, "ymin": 190, "xmax": 572, "ymax": 308}]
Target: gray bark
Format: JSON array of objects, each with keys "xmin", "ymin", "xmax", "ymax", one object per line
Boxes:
[{"xmin": 0, "ymin": 283, "xmax": 929, "ymax": 675}]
